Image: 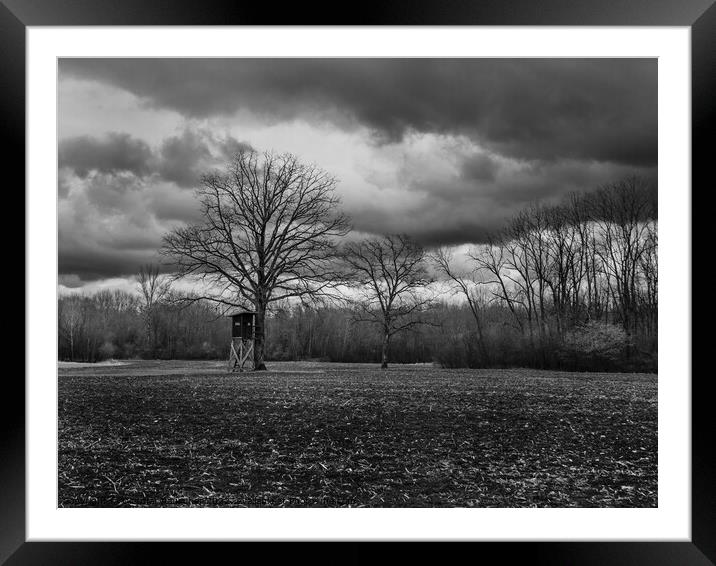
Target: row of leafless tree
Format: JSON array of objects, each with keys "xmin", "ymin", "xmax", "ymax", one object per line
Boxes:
[
  {"xmin": 59, "ymin": 151, "xmax": 657, "ymax": 371},
  {"xmin": 432, "ymin": 176, "xmax": 657, "ymax": 368}
]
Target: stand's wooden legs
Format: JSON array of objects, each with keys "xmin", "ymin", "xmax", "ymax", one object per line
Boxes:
[{"xmin": 228, "ymin": 339, "xmax": 254, "ymax": 372}]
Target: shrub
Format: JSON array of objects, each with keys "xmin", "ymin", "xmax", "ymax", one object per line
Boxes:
[
  {"xmin": 562, "ymin": 321, "xmax": 629, "ymax": 370},
  {"xmin": 97, "ymin": 341, "xmax": 117, "ymax": 361}
]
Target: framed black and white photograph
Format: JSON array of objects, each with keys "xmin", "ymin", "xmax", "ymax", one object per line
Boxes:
[{"xmin": 6, "ymin": 0, "xmax": 712, "ymax": 564}]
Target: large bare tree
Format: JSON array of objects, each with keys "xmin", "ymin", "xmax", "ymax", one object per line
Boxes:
[
  {"xmin": 341, "ymin": 234, "xmax": 435, "ymax": 369},
  {"xmin": 161, "ymin": 150, "xmax": 350, "ymax": 370}
]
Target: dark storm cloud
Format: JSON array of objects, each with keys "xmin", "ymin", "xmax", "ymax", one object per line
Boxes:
[
  {"xmin": 460, "ymin": 153, "xmax": 499, "ymax": 182},
  {"xmin": 58, "ymin": 58, "xmax": 657, "ymax": 283},
  {"xmin": 217, "ymin": 136, "xmax": 255, "ymax": 160},
  {"xmin": 158, "ymin": 130, "xmax": 254, "ymax": 187},
  {"xmin": 59, "ymin": 129, "xmax": 254, "ymax": 188},
  {"xmin": 348, "ymin": 145, "xmax": 657, "ymax": 247},
  {"xmin": 349, "ymin": 202, "xmax": 493, "ymax": 247},
  {"xmin": 157, "ymin": 130, "xmax": 213, "ymax": 187},
  {"xmin": 59, "ymin": 58, "xmax": 657, "ymax": 167},
  {"xmin": 59, "ymin": 132, "xmax": 153, "ymax": 178},
  {"xmin": 59, "ymin": 245, "xmax": 159, "ymax": 280},
  {"xmin": 59, "ymin": 181, "xmax": 166, "ymax": 279},
  {"xmin": 57, "ymin": 127, "xmax": 254, "ymax": 279}
]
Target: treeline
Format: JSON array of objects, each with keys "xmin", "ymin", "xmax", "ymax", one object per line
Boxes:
[
  {"xmin": 58, "ymin": 177, "xmax": 657, "ymax": 372},
  {"xmin": 55, "ymin": 289, "xmax": 440, "ymax": 364},
  {"xmin": 58, "ymin": 290, "xmax": 227, "ymax": 362},
  {"xmin": 57, "ymin": 294, "xmax": 655, "ymax": 372}
]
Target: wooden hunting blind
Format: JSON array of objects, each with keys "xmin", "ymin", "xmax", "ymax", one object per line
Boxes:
[
  {"xmin": 228, "ymin": 311, "xmax": 256, "ymax": 372},
  {"xmin": 232, "ymin": 311, "xmax": 256, "ymax": 340}
]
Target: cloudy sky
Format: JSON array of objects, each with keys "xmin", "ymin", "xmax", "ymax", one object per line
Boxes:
[{"xmin": 58, "ymin": 58, "xmax": 656, "ymax": 291}]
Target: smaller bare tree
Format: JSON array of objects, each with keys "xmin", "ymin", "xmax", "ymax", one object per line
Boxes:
[
  {"xmin": 341, "ymin": 234, "xmax": 435, "ymax": 369},
  {"xmin": 431, "ymin": 247, "xmax": 491, "ymax": 364},
  {"xmin": 137, "ymin": 264, "xmax": 171, "ymax": 356},
  {"xmin": 58, "ymin": 295, "xmax": 85, "ymax": 361}
]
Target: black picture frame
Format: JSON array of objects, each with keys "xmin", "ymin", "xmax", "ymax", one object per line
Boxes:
[{"xmin": 5, "ymin": 1, "xmax": 710, "ymax": 564}]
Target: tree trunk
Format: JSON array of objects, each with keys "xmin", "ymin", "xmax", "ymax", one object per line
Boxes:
[
  {"xmin": 144, "ymin": 313, "xmax": 153, "ymax": 357},
  {"xmin": 471, "ymin": 307, "xmax": 490, "ymax": 366},
  {"xmin": 69, "ymin": 326, "xmax": 75, "ymax": 361},
  {"xmin": 253, "ymin": 305, "xmax": 267, "ymax": 371},
  {"xmin": 380, "ymin": 330, "xmax": 390, "ymax": 369}
]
